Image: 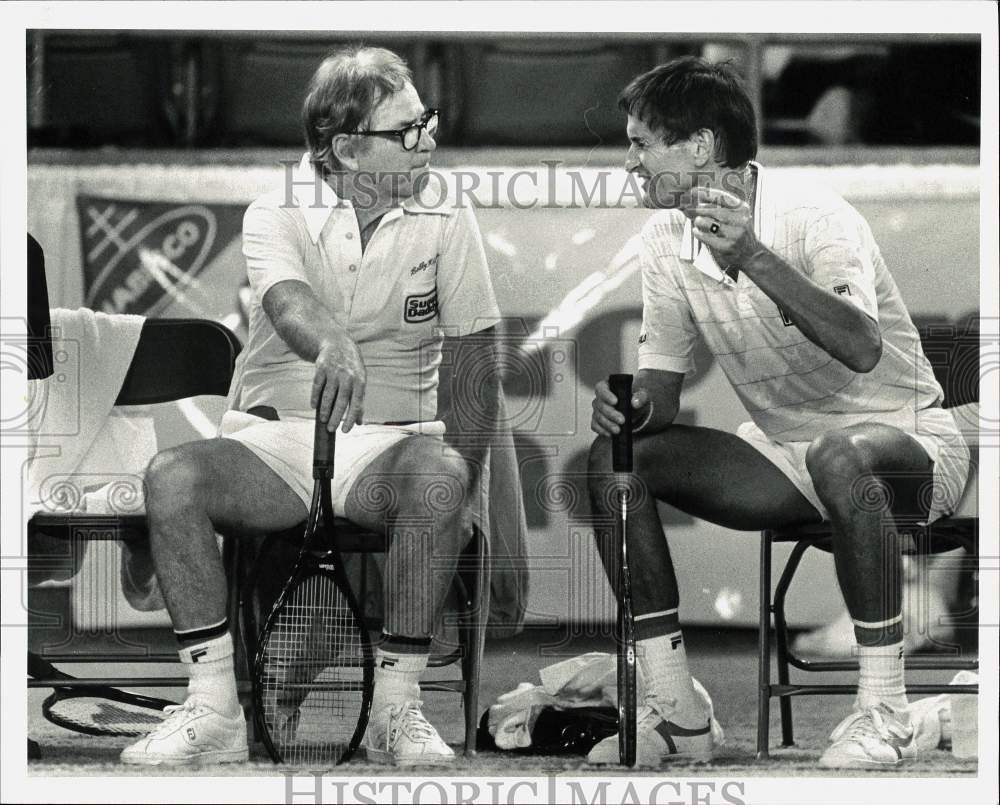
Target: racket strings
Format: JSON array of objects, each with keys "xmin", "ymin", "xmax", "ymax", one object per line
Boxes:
[
  {"xmin": 259, "ymin": 572, "xmax": 368, "ymax": 766},
  {"xmin": 45, "ymin": 696, "xmax": 168, "ymax": 737}
]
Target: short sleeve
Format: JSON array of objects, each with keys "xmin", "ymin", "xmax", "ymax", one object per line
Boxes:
[
  {"xmin": 636, "ymin": 240, "xmax": 699, "ymax": 375},
  {"xmin": 435, "ymin": 204, "xmax": 501, "ymax": 336},
  {"xmin": 802, "ymin": 203, "xmax": 879, "ymax": 321},
  {"xmin": 242, "ymin": 200, "xmax": 309, "ymax": 304}
]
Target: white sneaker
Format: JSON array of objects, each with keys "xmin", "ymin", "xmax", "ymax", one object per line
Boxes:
[
  {"xmin": 120, "ymin": 700, "xmax": 248, "ymax": 767},
  {"xmin": 819, "ymin": 703, "xmax": 917, "ymax": 769},
  {"xmin": 586, "ymin": 696, "xmax": 716, "ymax": 767},
  {"xmin": 362, "ymin": 700, "xmax": 455, "ymax": 766}
]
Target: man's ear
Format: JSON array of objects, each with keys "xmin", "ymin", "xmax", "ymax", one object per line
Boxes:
[
  {"xmin": 690, "ymin": 128, "xmax": 716, "ymax": 168},
  {"xmin": 331, "ymin": 133, "xmax": 361, "ymax": 172}
]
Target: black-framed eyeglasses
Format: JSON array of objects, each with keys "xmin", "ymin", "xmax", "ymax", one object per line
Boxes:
[{"xmin": 351, "ymin": 108, "xmax": 440, "ymax": 151}]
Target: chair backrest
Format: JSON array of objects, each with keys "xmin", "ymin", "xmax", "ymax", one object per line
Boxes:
[
  {"xmin": 115, "ymin": 318, "xmax": 242, "ymax": 405},
  {"xmin": 917, "ymin": 316, "xmax": 979, "ymax": 409}
]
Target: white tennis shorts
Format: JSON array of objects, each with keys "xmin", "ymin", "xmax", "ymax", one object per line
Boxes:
[
  {"xmin": 219, "ymin": 410, "xmax": 447, "ymax": 515},
  {"xmin": 736, "ymin": 408, "xmax": 971, "ymax": 525}
]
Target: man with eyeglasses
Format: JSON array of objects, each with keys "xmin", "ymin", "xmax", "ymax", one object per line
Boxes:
[{"xmin": 121, "ymin": 45, "xmax": 500, "ymax": 767}]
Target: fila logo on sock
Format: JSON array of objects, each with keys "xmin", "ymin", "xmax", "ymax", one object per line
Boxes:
[
  {"xmin": 670, "ymin": 636, "xmax": 683, "ymax": 649},
  {"xmin": 190, "ymin": 648, "xmax": 209, "ymax": 663},
  {"xmin": 380, "ymin": 658, "xmax": 398, "ymax": 669}
]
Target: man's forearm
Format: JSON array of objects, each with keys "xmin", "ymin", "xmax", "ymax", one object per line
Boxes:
[
  {"xmin": 741, "ymin": 248, "xmax": 882, "ymax": 372},
  {"xmin": 263, "ymin": 281, "xmax": 352, "ymax": 363},
  {"xmin": 632, "ymin": 368, "xmax": 682, "ymax": 436}
]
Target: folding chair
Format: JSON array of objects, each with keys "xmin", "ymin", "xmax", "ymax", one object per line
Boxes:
[
  {"xmin": 28, "ymin": 318, "xmax": 243, "ymax": 697},
  {"xmin": 241, "ymin": 516, "xmax": 490, "ymax": 758},
  {"xmin": 756, "ymin": 410, "xmax": 980, "ymax": 758},
  {"xmin": 756, "ymin": 319, "xmax": 982, "ymax": 758}
]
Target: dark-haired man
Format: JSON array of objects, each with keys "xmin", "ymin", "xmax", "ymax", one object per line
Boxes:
[
  {"xmin": 121, "ymin": 46, "xmax": 500, "ymax": 767},
  {"xmin": 587, "ymin": 57, "xmax": 969, "ymax": 768}
]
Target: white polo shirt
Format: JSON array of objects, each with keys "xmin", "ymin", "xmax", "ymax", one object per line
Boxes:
[
  {"xmin": 233, "ymin": 154, "xmax": 501, "ymax": 424},
  {"xmin": 637, "ymin": 163, "xmax": 947, "ymax": 443}
]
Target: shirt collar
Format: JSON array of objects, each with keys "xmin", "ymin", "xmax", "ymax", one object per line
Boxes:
[
  {"xmin": 680, "ymin": 160, "xmax": 768, "ymax": 282},
  {"xmin": 291, "ymin": 153, "xmax": 450, "ymax": 244}
]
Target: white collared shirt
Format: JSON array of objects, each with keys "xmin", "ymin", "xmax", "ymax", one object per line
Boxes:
[
  {"xmin": 235, "ymin": 154, "xmax": 500, "ymax": 423},
  {"xmin": 636, "ymin": 163, "xmax": 946, "ymax": 443}
]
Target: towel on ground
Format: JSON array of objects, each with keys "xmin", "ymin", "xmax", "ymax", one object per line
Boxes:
[{"xmin": 486, "ymin": 652, "xmax": 724, "ymax": 750}]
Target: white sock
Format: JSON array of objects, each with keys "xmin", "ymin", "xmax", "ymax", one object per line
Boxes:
[
  {"xmin": 637, "ymin": 631, "xmax": 707, "ymax": 725},
  {"xmin": 179, "ymin": 632, "xmax": 240, "ymax": 718},
  {"xmin": 371, "ymin": 648, "xmax": 428, "ymax": 717},
  {"xmin": 856, "ymin": 641, "xmax": 909, "ymax": 716}
]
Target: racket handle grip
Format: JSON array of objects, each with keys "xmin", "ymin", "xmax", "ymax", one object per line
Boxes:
[
  {"xmin": 609, "ymin": 373, "xmax": 633, "ymax": 473},
  {"xmin": 313, "ymin": 412, "xmax": 336, "ymax": 479}
]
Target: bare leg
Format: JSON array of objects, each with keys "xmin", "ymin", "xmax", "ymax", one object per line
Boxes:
[
  {"xmin": 144, "ymin": 438, "xmax": 308, "ymax": 632},
  {"xmin": 343, "ymin": 435, "xmax": 473, "ymax": 638},
  {"xmin": 806, "ymin": 424, "xmax": 935, "ymax": 767},
  {"xmin": 805, "ymin": 424, "xmax": 933, "ymax": 635},
  {"xmin": 588, "ymin": 424, "xmax": 822, "ymax": 616},
  {"xmin": 584, "ymin": 424, "xmax": 822, "ymax": 762}
]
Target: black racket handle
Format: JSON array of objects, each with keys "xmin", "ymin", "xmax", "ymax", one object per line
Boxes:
[
  {"xmin": 313, "ymin": 411, "xmax": 336, "ymax": 479},
  {"xmin": 609, "ymin": 374, "xmax": 633, "ymax": 473}
]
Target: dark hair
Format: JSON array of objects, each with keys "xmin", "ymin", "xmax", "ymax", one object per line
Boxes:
[
  {"xmin": 618, "ymin": 56, "xmax": 757, "ymax": 168},
  {"xmin": 302, "ymin": 45, "xmax": 413, "ymax": 169}
]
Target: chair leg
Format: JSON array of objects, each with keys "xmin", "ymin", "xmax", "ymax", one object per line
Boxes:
[
  {"xmin": 757, "ymin": 530, "xmax": 773, "ymax": 759},
  {"xmin": 223, "ymin": 538, "xmax": 244, "ymax": 675},
  {"xmin": 463, "ymin": 525, "xmax": 489, "ymax": 757},
  {"xmin": 773, "ymin": 540, "xmax": 812, "ymax": 748}
]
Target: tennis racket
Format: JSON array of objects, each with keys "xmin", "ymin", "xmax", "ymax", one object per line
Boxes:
[
  {"xmin": 609, "ymin": 373, "xmax": 637, "ymax": 767},
  {"xmin": 253, "ymin": 411, "xmax": 374, "ymax": 766},
  {"xmin": 29, "ymin": 651, "xmax": 177, "ymax": 737}
]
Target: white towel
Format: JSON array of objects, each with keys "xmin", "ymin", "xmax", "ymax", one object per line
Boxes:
[
  {"xmin": 488, "ymin": 653, "xmax": 724, "ymax": 750},
  {"xmin": 25, "ymin": 309, "xmax": 158, "ymax": 602},
  {"xmin": 26, "ymin": 308, "xmax": 149, "ymax": 514}
]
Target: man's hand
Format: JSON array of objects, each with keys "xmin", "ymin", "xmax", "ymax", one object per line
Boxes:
[
  {"xmin": 311, "ymin": 333, "xmax": 366, "ymax": 433},
  {"xmin": 591, "ymin": 380, "xmax": 651, "ymax": 437},
  {"xmin": 685, "ymin": 186, "xmax": 760, "ymax": 267}
]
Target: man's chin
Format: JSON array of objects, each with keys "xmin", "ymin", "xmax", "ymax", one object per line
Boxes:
[{"xmin": 642, "ymin": 188, "xmax": 680, "ymax": 210}]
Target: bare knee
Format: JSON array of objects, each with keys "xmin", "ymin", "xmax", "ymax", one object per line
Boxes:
[
  {"xmin": 393, "ymin": 440, "xmax": 472, "ymax": 532},
  {"xmin": 145, "ymin": 446, "xmax": 207, "ymax": 518},
  {"xmin": 806, "ymin": 429, "xmax": 878, "ymax": 507}
]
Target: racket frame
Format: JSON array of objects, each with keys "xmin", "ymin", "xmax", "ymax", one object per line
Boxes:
[
  {"xmin": 609, "ymin": 373, "xmax": 637, "ymax": 768},
  {"xmin": 30, "ymin": 653, "xmax": 176, "ymax": 738},
  {"xmin": 252, "ymin": 419, "xmax": 374, "ymax": 766}
]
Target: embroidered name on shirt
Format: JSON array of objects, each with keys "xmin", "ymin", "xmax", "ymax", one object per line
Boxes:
[
  {"xmin": 409, "ymin": 254, "xmax": 440, "ymax": 276},
  {"xmin": 404, "ymin": 290, "xmax": 438, "ymax": 322}
]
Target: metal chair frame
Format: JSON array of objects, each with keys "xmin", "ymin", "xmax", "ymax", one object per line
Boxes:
[{"xmin": 756, "ymin": 517, "xmax": 979, "ymax": 758}]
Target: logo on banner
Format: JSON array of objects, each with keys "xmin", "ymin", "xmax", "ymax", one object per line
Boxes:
[{"xmin": 77, "ymin": 197, "xmax": 243, "ymax": 316}]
